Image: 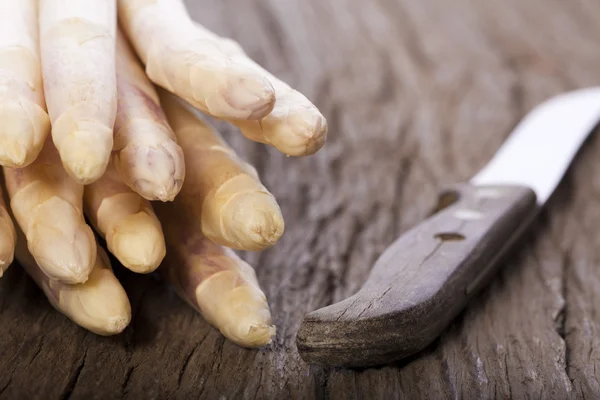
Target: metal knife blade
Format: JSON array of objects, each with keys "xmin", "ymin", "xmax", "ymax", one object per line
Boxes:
[
  {"xmin": 295, "ymin": 87, "xmax": 600, "ymax": 368},
  {"xmin": 472, "ymin": 87, "xmax": 600, "ymax": 203}
]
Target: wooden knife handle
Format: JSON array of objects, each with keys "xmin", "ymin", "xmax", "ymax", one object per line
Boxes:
[{"xmin": 296, "ymin": 183, "xmax": 538, "ymax": 368}]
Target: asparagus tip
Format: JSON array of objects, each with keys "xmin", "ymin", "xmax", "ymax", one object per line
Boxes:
[
  {"xmin": 103, "ymin": 315, "xmax": 131, "ymax": 335},
  {"xmin": 248, "ymin": 323, "xmax": 277, "ymax": 346},
  {"xmin": 115, "ymin": 141, "xmax": 185, "ymax": 202},
  {"xmin": 225, "ymin": 322, "xmax": 277, "ymax": 348},
  {"xmin": 154, "ymin": 188, "xmax": 177, "ymax": 203},
  {"xmin": 222, "ymin": 195, "xmax": 285, "ymax": 251},
  {"xmin": 28, "ymin": 199, "xmax": 97, "ymax": 284},
  {"xmin": 46, "ymin": 261, "xmax": 91, "ymax": 284},
  {"xmin": 56, "ymin": 126, "xmax": 113, "ymax": 184},
  {"xmin": 0, "ymin": 98, "xmax": 49, "ymax": 167},
  {"xmin": 109, "ymin": 212, "xmax": 166, "ymax": 274},
  {"xmin": 278, "ymin": 108, "xmax": 328, "ymax": 157},
  {"xmin": 0, "ymin": 141, "xmax": 27, "ymax": 167}
]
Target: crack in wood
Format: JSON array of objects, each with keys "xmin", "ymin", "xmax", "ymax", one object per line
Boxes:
[
  {"xmin": 120, "ymin": 366, "xmax": 135, "ymax": 397},
  {"xmin": 196, "ymin": 337, "xmax": 225, "ymax": 398},
  {"xmin": 0, "ymin": 377, "xmax": 12, "ymax": 398},
  {"xmin": 335, "ymin": 297, "xmax": 360, "ymax": 322},
  {"xmin": 177, "ymin": 331, "xmax": 210, "ymax": 388},
  {"xmin": 561, "ymin": 253, "xmax": 573, "ymax": 387},
  {"xmin": 503, "ymin": 349, "xmax": 512, "ymax": 400},
  {"xmin": 60, "ymin": 346, "xmax": 88, "ymax": 400},
  {"xmin": 355, "ymin": 284, "xmax": 394, "ymax": 319},
  {"xmin": 27, "ymin": 339, "xmax": 45, "ymax": 368}
]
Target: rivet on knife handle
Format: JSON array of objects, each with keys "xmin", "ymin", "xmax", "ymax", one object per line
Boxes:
[{"xmin": 296, "ymin": 183, "xmax": 537, "ymax": 367}]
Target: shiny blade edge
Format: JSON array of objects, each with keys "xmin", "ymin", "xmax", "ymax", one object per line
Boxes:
[{"xmin": 471, "ymin": 87, "xmax": 600, "ymax": 204}]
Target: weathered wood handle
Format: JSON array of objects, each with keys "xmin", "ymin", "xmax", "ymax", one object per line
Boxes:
[{"xmin": 296, "ymin": 183, "xmax": 539, "ymax": 368}]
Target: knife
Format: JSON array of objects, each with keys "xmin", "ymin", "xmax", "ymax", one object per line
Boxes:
[{"xmin": 295, "ymin": 87, "xmax": 600, "ymax": 368}]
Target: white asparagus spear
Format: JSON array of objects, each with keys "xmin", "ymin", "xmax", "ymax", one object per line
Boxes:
[
  {"xmin": 118, "ymin": 0, "xmax": 327, "ymax": 156},
  {"xmin": 154, "ymin": 200, "xmax": 276, "ymax": 348},
  {"xmin": 84, "ymin": 158, "xmax": 166, "ymax": 274},
  {"xmin": 117, "ymin": 0, "xmax": 276, "ymax": 121},
  {"xmin": 113, "ymin": 30, "xmax": 185, "ymax": 201},
  {"xmin": 15, "ymin": 232, "xmax": 131, "ymax": 336},
  {"xmin": 195, "ymin": 21, "xmax": 328, "ymax": 156},
  {"xmin": 0, "ymin": 0, "xmax": 51, "ymax": 167},
  {"xmin": 39, "ymin": 0, "xmax": 117, "ymax": 184},
  {"xmin": 159, "ymin": 91, "xmax": 284, "ymax": 252},
  {"xmin": 4, "ymin": 175, "xmax": 129, "ymax": 333},
  {"xmin": 3, "ymin": 139, "xmax": 96, "ymax": 284}
]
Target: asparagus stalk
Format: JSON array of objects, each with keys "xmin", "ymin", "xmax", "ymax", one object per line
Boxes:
[
  {"xmin": 153, "ymin": 200, "xmax": 276, "ymax": 348},
  {"xmin": 39, "ymin": 0, "xmax": 117, "ymax": 184},
  {"xmin": 15, "ymin": 229, "xmax": 131, "ymax": 336},
  {"xmin": 117, "ymin": 0, "xmax": 275, "ymax": 121},
  {"xmin": 3, "ymin": 140, "xmax": 96, "ymax": 284},
  {"xmin": 159, "ymin": 91, "xmax": 284, "ymax": 251},
  {"xmin": 113, "ymin": 30, "xmax": 185, "ymax": 202},
  {"xmin": 199, "ymin": 21, "xmax": 329, "ymax": 156},
  {"xmin": 84, "ymin": 157, "xmax": 166, "ymax": 274},
  {"xmin": 118, "ymin": 0, "xmax": 327, "ymax": 155},
  {"xmin": 124, "ymin": 3, "xmax": 298, "ymax": 110},
  {"xmin": 0, "ymin": 0, "xmax": 51, "ymax": 167}
]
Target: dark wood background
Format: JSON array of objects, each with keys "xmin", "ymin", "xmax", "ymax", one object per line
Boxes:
[{"xmin": 1, "ymin": 0, "xmax": 600, "ymax": 398}]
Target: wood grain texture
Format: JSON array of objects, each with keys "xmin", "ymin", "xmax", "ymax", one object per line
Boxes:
[{"xmin": 1, "ymin": 0, "xmax": 600, "ymax": 398}]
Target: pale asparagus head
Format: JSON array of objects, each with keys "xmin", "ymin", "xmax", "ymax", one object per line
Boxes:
[
  {"xmin": 51, "ymin": 116, "xmax": 114, "ymax": 184},
  {"xmin": 158, "ymin": 91, "xmax": 285, "ymax": 251},
  {"xmin": 47, "ymin": 247, "xmax": 132, "ymax": 335},
  {"xmin": 191, "ymin": 249, "xmax": 276, "ymax": 347},
  {"xmin": 204, "ymin": 174, "xmax": 285, "ymax": 251},
  {"xmin": 5, "ymin": 141, "xmax": 97, "ymax": 284},
  {"xmin": 19, "ymin": 195, "xmax": 96, "ymax": 284},
  {"xmin": 39, "ymin": 0, "xmax": 118, "ymax": 184},
  {"xmin": 102, "ymin": 194, "xmax": 166, "ymax": 274},
  {"xmin": 17, "ymin": 241, "xmax": 131, "ymax": 335},
  {"xmin": 113, "ymin": 119, "xmax": 185, "ymax": 202},
  {"xmin": 196, "ymin": 272, "xmax": 276, "ymax": 347},
  {"xmin": 240, "ymin": 98, "xmax": 329, "ymax": 157},
  {"xmin": 113, "ymin": 28, "xmax": 186, "ymax": 202},
  {"xmin": 0, "ymin": 78, "xmax": 50, "ymax": 167},
  {"xmin": 154, "ymin": 199, "xmax": 276, "ymax": 348}
]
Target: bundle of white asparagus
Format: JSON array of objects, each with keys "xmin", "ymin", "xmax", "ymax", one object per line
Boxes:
[{"xmin": 0, "ymin": 0, "xmax": 327, "ymax": 348}]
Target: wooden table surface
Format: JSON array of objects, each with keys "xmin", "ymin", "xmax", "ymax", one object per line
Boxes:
[{"xmin": 1, "ymin": 0, "xmax": 600, "ymax": 399}]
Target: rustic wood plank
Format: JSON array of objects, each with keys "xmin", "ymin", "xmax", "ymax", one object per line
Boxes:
[{"xmin": 0, "ymin": 0, "xmax": 599, "ymax": 398}]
